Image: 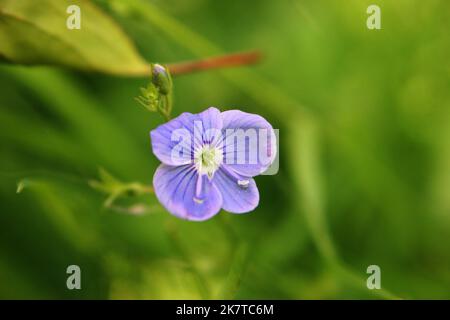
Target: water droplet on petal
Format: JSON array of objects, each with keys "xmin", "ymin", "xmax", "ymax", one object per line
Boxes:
[
  {"xmin": 237, "ymin": 179, "xmax": 249, "ymax": 188},
  {"xmin": 193, "ymin": 197, "xmax": 204, "ymax": 204}
]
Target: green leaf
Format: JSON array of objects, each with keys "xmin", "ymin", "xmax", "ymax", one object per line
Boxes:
[{"xmin": 0, "ymin": 0, "xmax": 150, "ymax": 75}]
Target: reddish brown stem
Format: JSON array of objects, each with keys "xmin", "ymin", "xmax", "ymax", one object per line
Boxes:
[{"xmin": 167, "ymin": 51, "xmax": 262, "ymax": 76}]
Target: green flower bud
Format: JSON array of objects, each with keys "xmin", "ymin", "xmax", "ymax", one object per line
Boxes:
[{"xmin": 151, "ymin": 64, "xmax": 172, "ymax": 95}]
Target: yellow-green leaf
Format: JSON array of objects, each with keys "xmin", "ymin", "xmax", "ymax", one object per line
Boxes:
[{"xmin": 0, "ymin": 0, "xmax": 150, "ymax": 75}]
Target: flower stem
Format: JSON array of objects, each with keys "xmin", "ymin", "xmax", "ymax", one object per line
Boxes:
[
  {"xmin": 219, "ymin": 242, "xmax": 249, "ymax": 299},
  {"xmin": 165, "ymin": 221, "xmax": 210, "ymax": 299},
  {"xmin": 167, "ymin": 51, "xmax": 262, "ymax": 76}
]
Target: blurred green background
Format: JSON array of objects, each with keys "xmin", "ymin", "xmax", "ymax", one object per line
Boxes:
[{"xmin": 0, "ymin": 0, "xmax": 449, "ymax": 299}]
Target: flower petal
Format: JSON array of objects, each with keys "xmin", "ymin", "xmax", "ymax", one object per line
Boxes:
[
  {"xmin": 221, "ymin": 110, "xmax": 276, "ymax": 177},
  {"xmin": 153, "ymin": 164, "xmax": 223, "ymax": 221},
  {"xmin": 150, "ymin": 107, "xmax": 223, "ymax": 166},
  {"xmin": 213, "ymin": 165, "xmax": 259, "ymax": 214},
  {"xmin": 198, "ymin": 107, "xmax": 223, "ymax": 145}
]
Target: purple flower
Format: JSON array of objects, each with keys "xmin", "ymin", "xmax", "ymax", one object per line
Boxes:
[{"xmin": 150, "ymin": 107, "xmax": 276, "ymax": 221}]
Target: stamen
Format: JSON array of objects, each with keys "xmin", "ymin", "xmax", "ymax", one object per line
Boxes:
[{"xmin": 194, "ymin": 144, "xmax": 223, "ymax": 178}]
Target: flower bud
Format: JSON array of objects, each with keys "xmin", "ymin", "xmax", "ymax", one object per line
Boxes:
[{"xmin": 151, "ymin": 64, "xmax": 172, "ymax": 95}]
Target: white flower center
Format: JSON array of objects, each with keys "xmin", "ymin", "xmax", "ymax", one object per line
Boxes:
[{"xmin": 194, "ymin": 144, "xmax": 223, "ymax": 178}]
